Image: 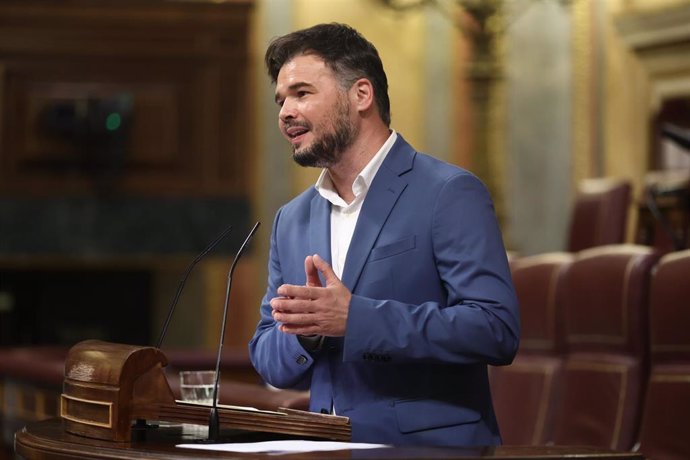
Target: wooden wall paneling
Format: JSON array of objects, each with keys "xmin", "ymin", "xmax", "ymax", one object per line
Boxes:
[
  {"xmin": 0, "ymin": 0, "xmax": 254, "ymax": 197},
  {"xmin": 0, "ymin": 1, "xmax": 257, "ymax": 350}
]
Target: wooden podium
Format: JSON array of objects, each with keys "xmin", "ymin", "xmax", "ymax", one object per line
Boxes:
[
  {"xmin": 13, "ymin": 340, "xmax": 645, "ymax": 459},
  {"xmin": 58, "ymin": 340, "xmax": 350, "ymax": 443},
  {"xmin": 15, "ymin": 419, "xmax": 647, "ymax": 459}
]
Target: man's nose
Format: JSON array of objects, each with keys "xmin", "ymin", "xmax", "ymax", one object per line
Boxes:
[{"xmin": 279, "ymin": 99, "xmax": 296, "ymax": 122}]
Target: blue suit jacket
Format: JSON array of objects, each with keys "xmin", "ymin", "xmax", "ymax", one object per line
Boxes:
[{"xmin": 249, "ymin": 135, "xmax": 520, "ymax": 446}]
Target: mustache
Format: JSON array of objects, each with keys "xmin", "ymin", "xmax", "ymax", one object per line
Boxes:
[{"xmin": 283, "ymin": 120, "xmax": 311, "ymax": 130}]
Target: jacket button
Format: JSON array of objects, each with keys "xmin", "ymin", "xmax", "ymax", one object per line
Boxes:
[
  {"xmin": 321, "ymin": 408, "xmax": 329, "ymax": 414},
  {"xmin": 296, "ymin": 355, "xmax": 308, "ymax": 365}
]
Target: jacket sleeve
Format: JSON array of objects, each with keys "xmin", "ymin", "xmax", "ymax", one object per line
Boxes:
[
  {"xmin": 248, "ymin": 208, "xmax": 314, "ymax": 390},
  {"xmin": 343, "ymin": 172, "xmax": 520, "ymax": 366}
]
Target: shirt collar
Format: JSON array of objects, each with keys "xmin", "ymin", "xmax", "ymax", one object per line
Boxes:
[{"xmin": 315, "ymin": 130, "xmax": 398, "ymax": 208}]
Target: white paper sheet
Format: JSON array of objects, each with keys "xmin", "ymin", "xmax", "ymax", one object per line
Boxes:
[{"xmin": 177, "ymin": 440, "xmax": 389, "ymax": 454}]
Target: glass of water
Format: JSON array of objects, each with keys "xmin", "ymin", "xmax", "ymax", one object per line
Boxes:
[{"xmin": 179, "ymin": 370, "xmax": 217, "ymax": 405}]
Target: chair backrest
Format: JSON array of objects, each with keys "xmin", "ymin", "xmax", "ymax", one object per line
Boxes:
[
  {"xmin": 510, "ymin": 253, "xmax": 573, "ymax": 355},
  {"xmin": 491, "ymin": 253, "xmax": 572, "ymax": 445},
  {"xmin": 568, "ymin": 178, "xmax": 632, "ymax": 252},
  {"xmin": 552, "ymin": 245, "xmax": 659, "ymax": 450},
  {"xmin": 637, "ymin": 249, "xmax": 690, "ymax": 460}
]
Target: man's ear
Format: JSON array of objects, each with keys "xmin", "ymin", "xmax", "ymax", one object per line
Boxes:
[{"xmin": 351, "ymin": 78, "xmax": 375, "ymax": 113}]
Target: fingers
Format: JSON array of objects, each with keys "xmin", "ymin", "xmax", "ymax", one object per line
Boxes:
[
  {"xmin": 271, "ymin": 304, "xmax": 320, "ymax": 334},
  {"xmin": 278, "ymin": 323, "xmax": 320, "ymax": 335},
  {"xmin": 271, "ymin": 254, "xmax": 349, "ymax": 338},
  {"xmin": 304, "ymin": 255, "xmax": 322, "ymax": 287},
  {"xmin": 270, "ymin": 294, "xmax": 315, "ymax": 313},
  {"xmin": 276, "ymin": 284, "xmax": 318, "ymax": 300},
  {"xmin": 312, "ymin": 254, "xmax": 339, "ymax": 285}
]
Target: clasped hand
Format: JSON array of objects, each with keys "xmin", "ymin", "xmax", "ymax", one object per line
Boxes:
[{"xmin": 270, "ymin": 254, "xmax": 351, "ymax": 337}]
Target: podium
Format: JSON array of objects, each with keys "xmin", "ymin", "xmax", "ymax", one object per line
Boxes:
[
  {"xmin": 59, "ymin": 340, "xmax": 350, "ymax": 443},
  {"xmin": 13, "ymin": 340, "xmax": 646, "ymax": 459},
  {"xmin": 15, "ymin": 419, "xmax": 647, "ymax": 459}
]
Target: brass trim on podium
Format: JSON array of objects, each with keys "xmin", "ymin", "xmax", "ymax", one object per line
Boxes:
[{"xmin": 60, "ymin": 394, "xmax": 114, "ymax": 429}]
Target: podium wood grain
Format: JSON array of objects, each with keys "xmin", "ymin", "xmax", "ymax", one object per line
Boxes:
[{"xmin": 15, "ymin": 419, "xmax": 646, "ymax": 460}]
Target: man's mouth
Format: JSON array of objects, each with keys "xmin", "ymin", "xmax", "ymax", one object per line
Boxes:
[{"xmin": 285, "ymin": 125, "xmax": 309, "ymax": 143}]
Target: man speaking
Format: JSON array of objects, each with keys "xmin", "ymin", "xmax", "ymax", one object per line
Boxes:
[{"xmin": 249, "ymin": 23, "xmax": 520, "ymax": 446}]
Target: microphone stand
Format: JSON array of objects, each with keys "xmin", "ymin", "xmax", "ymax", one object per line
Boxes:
[
  {"xmin": 207, "ymin": 221, "xmax": 261, "ymax": 442},
  {"xmin": 645, "ymin": 185, "xmax": 686, "ymax": 251},
  {"xmin": 645, "ymin": 124, "xmax": 690, "ymax": 251},
  {"xmin": 155, "ymin": 224, "xmax": 233, "ymax": 349}
]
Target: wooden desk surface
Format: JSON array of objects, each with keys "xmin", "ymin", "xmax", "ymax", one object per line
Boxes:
[{"xmin": 15, "ymin": 419, "xmax": 646, "ymax": 460}]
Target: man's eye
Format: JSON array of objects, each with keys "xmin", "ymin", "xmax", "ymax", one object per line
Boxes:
[{"xmin": 297, "ymin": 91, "xmax": 309, "ymax": 98}]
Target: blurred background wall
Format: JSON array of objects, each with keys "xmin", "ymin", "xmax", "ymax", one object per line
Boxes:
[{"xmin": 0, "ymin": 0, "xmax": 689, "ymax": 351}]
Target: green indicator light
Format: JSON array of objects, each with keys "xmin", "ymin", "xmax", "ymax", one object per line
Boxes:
[{"xmin": 105, "ymin": 113, "xmax": 122, "ymax": 131}]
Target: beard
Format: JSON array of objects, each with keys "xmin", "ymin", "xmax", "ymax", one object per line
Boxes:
[{"xmin": 291, "ymin": 95, "xmax": 357, "ymax": 168}]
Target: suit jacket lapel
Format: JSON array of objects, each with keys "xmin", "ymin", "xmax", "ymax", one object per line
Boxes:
[
  {"xmin": 341, "ymin": 136, "xmax": 415, "ymax": 291},
  {"xmin": 309, "ymin": 193, "xmax": 332, "ymax": 267}
]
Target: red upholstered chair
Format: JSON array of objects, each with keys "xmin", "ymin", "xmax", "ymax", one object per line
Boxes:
[
  {"xmin": 490, "ymin": 252, "xmax": 572, "ymax": 445},
  {"xmin": 637, "ymin": 249, "xmax": 690, "ymax": 460},
  {"xmin": 568, "ymin": 178, "xmax": 632, "ymax": 252},
  {"xmin": 551, "ymin": 245, "xmax": 659, "ymax": 450}
]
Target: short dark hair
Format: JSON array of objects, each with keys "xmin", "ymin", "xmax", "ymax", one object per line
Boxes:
[{"xmin": 265, "ymin": 23, "xmax": 391, "ymax": 126}]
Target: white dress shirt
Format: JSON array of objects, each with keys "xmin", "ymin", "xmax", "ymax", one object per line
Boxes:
[{"xmin": 314, "ymin": 131, "xmax": 398, "ymax": 278}]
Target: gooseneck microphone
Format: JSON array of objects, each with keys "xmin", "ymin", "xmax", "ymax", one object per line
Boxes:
[
  {"xmin": 207, "ymin": 221, "xmax": 261, "ymax": 442},
  {"xmin": 154, "ymin": 224, "xmax": 233, "ymax": 349}
]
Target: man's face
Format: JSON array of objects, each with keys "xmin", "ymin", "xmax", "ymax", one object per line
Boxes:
[{"xmin": 274, "ymin": 54, "xmax": 357, "ymax": 168}]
